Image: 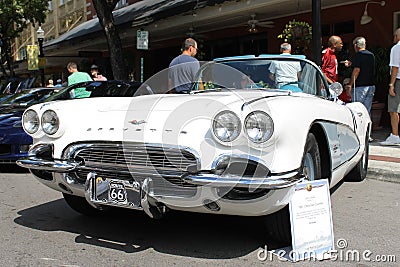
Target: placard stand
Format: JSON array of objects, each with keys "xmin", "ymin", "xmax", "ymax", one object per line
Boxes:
[{"xmin": 274, "ymin": 179, "xmax": 335, "ymax": 262}]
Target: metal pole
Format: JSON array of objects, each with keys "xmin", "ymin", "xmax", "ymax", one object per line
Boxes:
[
  {"xmin": 38, "ymin": 38, "xmax": 45, "ymax": 86},
  {"xmin": 312, "ymin": 0, "xmax": 322, "ymax": 66},
  {"xmin": 37, "ymin": 26, "xmax": 45, "ymax": 86}
]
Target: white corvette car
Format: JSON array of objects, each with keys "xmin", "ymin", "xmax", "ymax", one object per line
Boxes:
[{"xmin": 17, "ymin": 55, "xmax": 370, "ymax": 242}]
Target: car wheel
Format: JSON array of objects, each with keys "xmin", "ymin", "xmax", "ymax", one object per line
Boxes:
[
  {"xmin": 346, "ymin": 131, "xmax": 369, "ymax": 182},
  {"xmin": 302, "ymin": 132, "xmax": 322, "ymax": 181},
  {"xmin": 63, "ymin": 193, "xmax": 104, "ymax": 216},
  {"xmin": 263, "ymin": 133, "xmax": 322, "ymax": 244}
]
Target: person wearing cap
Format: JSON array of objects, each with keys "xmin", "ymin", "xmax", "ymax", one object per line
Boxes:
[
  {"xmin": 90, "ymin": 64, "xmax": 107, "ymax": 81},
  {"xmin": 168, "ymin": 38, "xmax": 202, "ymax": 93},
  {"xmin": 54, "ymin": 79, "xmax": 63, "ymax": 88}
]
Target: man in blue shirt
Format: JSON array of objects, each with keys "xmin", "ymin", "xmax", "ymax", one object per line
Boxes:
[{"xmin": 168, "ymin": 38, "xmax": 201, "ymax": 93}]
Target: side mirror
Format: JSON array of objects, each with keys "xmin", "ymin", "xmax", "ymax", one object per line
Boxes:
[{"xmin": 329, "ymin": 82, "xmax": 343, "ymax": 101}]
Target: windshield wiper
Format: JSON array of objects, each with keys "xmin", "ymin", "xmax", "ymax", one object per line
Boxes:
[{"xmin": 192, "ymin": 87, "xmax": 233, "ymax": 94}]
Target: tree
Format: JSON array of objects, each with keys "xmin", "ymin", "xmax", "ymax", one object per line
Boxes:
[
  {"xmin": 91, "ymin": 0, "xmax": 128, "ymax": 81},
  {"xmin": 0, "ymin": 0, "xmax": 48, "ymax": 77}
]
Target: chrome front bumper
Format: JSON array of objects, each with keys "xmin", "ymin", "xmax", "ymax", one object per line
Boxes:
[
  {"xmin": 184, "ymin": 172, "xmax": 303, "ymax": 189},
  {"xmin": 17, "ymin": 155, "xmax": 303, "ymax": 189}
]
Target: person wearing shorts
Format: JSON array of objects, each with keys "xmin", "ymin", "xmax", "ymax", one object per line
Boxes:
[{"xmin": 381, "ymin": 28, "xmax": 400, "ymax": 145}]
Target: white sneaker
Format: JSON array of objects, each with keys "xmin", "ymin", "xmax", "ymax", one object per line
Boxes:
[{"xmin": 380, "ymin": 133, "xmax": 400, "ymax": 146}]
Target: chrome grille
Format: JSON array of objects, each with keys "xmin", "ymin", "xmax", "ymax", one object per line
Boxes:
[{"xmin": 68, "ymin": 143, "xmax": 198, "ymax": 188}]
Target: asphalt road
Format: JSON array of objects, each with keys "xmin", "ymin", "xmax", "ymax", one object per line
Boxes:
[{"xmin": 0, "ymin": 170, "xmax": 399, "ymax": 266}]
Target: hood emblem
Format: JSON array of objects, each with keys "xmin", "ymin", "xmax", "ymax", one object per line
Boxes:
[{"xmin": 129, "ymin": 119, "xmax": 147, "ymax": 125}]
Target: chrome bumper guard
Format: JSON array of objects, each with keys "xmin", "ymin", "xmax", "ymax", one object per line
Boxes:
[
  {"xmin": 16, "ymin": 156, "xmax": 79, "ymax": 172},
  {"xmin": 16, "ymin": 143, "xmax": 79, "ymax": 172},
  {"xmin": 184, "ymin": 171, "xmax": 304, "ymax": 189}
]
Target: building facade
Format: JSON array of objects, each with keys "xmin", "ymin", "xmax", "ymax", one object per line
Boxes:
[{"xmin": 12, "ymin": 0, "xmax": 400, "ymax": 96}]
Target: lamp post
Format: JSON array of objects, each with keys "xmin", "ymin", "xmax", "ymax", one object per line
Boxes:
[{"xmin": 37, "ymin": 26, "xmax": 45, "ymax": 86}]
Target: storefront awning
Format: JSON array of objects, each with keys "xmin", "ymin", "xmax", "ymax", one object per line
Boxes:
[{"xmin": 44, "ymin": 0, "xmax": 212, "ymax": 48}]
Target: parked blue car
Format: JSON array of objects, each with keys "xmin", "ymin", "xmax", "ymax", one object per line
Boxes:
[
  {"xmin": 0, "ymin": 80, "xmax": 140, "ymax": 167},
  {"xmin": 0, "ymin": 109, "xmax": 30, "ymax": 164}
]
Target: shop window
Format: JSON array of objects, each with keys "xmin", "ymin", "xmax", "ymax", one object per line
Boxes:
[
  {"xmin": 332, "ymin": 21, "xmax": 354, "ymax": 35},
  {"xmin": 395, "ymin": 11, "xmax": 400, "ymax": 30},
  {"xmin": 321, "ymin": 24, "xmax": 330, "ymax": 37},
  {"xmin": 18, "ymin": 46, "xmax": 27, "ymax": 61},
  {"xmin": 322, "ymin": 21, "xmax": 355, "ymax": 37}
]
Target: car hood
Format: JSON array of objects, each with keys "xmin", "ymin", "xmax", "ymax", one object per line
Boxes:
[
  {"xmin": 104, "ymin": 90, "xmax": 292, "ymax": 112},
  {"xmin": 0, "ymin": 111, "xmax": 23, "ymax": 129},
  {"xmin": 37, "ymin": 90, "xmax": 292, "ymax": 114}
]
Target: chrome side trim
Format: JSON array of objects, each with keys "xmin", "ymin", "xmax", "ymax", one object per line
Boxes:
[{"xmin": 184, "ymin": 171, "xmax": 303, "ymax": 189}]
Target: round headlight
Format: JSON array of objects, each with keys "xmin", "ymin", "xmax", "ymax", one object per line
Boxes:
[
  {"xmin": 244, "ymin": 111, "xmax": 274, "ymax": 143},
  {"xmin": 22, "ymin": 109, "xmax": 39, "ymax": 134},
  {"xmin": 212, "ymin": 111, "xmax": 241, "ymax": 142},
  {"xmin": 41, "ymin": 110, "xmax": 59, "ymax": 135}
]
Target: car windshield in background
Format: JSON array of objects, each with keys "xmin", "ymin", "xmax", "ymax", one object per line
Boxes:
[
  {"xmin": 44, "ymin": 80, "xmax": 139, "ymax": 102},
  {"xmin": 193, "ymin": 56, "xmax": 328, "ymax": 97},
  {"xmin": 0, "ymin": 88, "xmax": 55, "ymax": 107}
]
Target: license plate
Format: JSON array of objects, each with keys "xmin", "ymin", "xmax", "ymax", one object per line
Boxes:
[
  {"xmin": 108, "ymin": 182, "xmax": 127, "ymax": 203},
  {"xmin": 89, "ymin": 175, "xmax": 141, "ymax": 209}
]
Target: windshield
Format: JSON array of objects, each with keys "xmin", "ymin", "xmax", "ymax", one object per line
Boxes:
[
  {"xmin": 0, "ymin": 88, "xmax": 55, "ymax": 106},
  {"xmin": 44, "ymin": 80, "xmax": 136, "ymax": 102},
  {"xmin": 192, "ymin": 56, "xmax": 328, "ymax": 97}
]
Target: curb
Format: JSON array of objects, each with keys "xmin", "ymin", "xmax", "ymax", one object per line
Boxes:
[{"xmin": 367, "ymin": 168, "xmax": 400, "ymax": 184}]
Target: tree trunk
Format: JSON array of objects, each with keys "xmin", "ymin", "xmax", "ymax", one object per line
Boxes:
[
  {"xmin": 91, "ymin": 0, "xmax": 128, "ymax": 81},
  {"xmin": 3, "ymin": 39, "xmax": 15, "ymax": 77}
]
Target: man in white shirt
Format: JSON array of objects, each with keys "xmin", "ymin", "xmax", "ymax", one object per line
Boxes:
[
  {"xmin": 381, "ymin": 28, "xmax": 400, "ymax": 145},
  {"xmin": 269, "ymin": 43, "xmax": 301, "ymax": 91}
]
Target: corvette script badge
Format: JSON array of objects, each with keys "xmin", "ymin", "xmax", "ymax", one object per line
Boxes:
[{"xmin": 129, "ymin": 120, "xmax": 147, "ymax": 125}]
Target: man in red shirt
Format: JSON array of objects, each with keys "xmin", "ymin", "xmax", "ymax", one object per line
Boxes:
[
  {"xmin": 322, "ymin": 35, "xmax": 351, "ymax": 102},
  {"xmin": 322, "ymin": 35, "xmax": 344, "ymax": 84}
]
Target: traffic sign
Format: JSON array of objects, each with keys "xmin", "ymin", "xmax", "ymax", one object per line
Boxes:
[{"xmin": 137, "ymin": 30, "xmax": 149, "ymax": 50}]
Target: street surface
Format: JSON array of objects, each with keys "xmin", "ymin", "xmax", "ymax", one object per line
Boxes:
[{"xmin": 0, "ymin": 170, "xmax": 398, "ymax": 266}]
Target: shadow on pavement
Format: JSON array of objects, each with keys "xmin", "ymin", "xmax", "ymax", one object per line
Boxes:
[
  {"xmin": 14, "ymin": 198, "xmax": 286, "ymax": 259},
  {"xmin": 0, "ymin": 164, "xmax": 28, "ymax": 173}
]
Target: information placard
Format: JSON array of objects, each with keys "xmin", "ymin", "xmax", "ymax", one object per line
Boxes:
[{"xmin": 288, "ymin": 179, "xmax": 334, "ymax": 261}]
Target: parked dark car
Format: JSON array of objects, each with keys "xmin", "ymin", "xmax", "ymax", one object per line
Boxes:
[
  {"xmin": 0, "ymin": 77, "xmax": 36, "ymax": 104},
  {"xmin": 0, "ymin": 87, "xmax": 56, "ymax": 109},
  {"xmin": 0, "ymin": 80, "xmax": 140, "ymax": 167},
  {"xmin": 0, "ymin": 77, "xmax": 35, "ymax": 95}
]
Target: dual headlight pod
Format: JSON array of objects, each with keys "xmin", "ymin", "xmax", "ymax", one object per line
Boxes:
[
  {"xmin": 213, "ymin": 111, "xmax": 241, "ymax": 142},
  {"xmin": 22, "ymin": 109, "xmax": 59, "ymax": 135},
  {"xmin": 22, "ymin": 110, "xmax": 39, "ymax": 134},
  {"xmin": 244, "ymin": 111, "xmax": 274, "ymax": 143},
  {"xmin": 212, "ymin": 110, "xmax": 274, "ymax": 143}
]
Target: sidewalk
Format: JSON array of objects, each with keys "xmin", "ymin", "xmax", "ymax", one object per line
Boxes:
[{"xmin": 368, "ymin": 127, "xmax": 400, "ymax": 184}]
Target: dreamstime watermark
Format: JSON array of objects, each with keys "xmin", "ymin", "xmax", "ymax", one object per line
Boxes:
[{"xmin": 257, "ymin": 238, "xmax": 397, "ymax": 262}]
